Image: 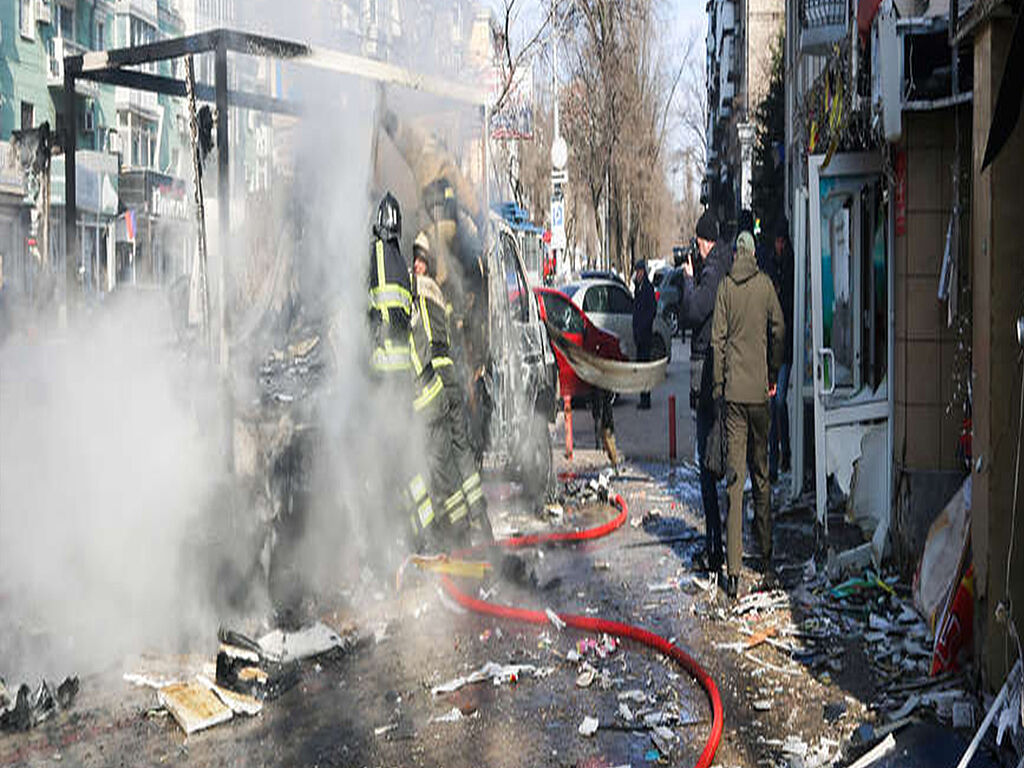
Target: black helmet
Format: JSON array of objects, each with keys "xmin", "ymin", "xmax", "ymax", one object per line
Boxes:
[{"xmin": 375, "ymin": 191, "xmax": 402, "ymax": 241}]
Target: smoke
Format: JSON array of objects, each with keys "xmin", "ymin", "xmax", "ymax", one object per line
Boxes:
[
  {"xmin": 0, "ymin": 2, "xmax": 493, "ymax": 685},
  {"xmin": 0, "ymin": 294, "xmax": 226, "ymax": 682}
]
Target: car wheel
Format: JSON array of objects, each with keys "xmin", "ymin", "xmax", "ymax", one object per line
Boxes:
[{"xmin": 651, "ymin": 335, "xmax": 667, "ymax": 361}]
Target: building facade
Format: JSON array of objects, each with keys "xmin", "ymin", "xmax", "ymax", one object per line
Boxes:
[
  {"xmin": 0, "ymin": 0, "xmax": 120, "ymax": 306},
  {"xmin": 704, "ymin": 0, "xmax": 784, "ymax": 230},
  {"xmin": 780, "ymin": 0, "xmax": 1023, "ymax": 689}
]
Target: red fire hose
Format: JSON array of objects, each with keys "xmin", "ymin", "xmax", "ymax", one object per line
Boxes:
[{"xmin": 439, "ymin": 493, "xmax": 724, "ymax": 768}]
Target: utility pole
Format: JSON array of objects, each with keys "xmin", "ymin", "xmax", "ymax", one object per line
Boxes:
[{"xmin": 549, "ymin": 0, "xmax": 568, "ymax": 279}]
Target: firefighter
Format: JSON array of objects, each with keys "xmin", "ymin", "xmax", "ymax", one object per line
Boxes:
[
  {"xmin": 367, "ymin": 192, "xmax": 437, "ymax": 551},
  {"xmin": 410, "ymin": 231, "xmax": 493, "ymax": 546}
]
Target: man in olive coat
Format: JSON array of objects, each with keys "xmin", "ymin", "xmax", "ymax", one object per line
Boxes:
[{"xmin": 711, "ymin": 231, "xmax": 786, "ymax": 599}]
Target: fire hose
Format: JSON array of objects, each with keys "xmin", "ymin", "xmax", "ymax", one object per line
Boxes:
[{"xmin": 437, "ymin": 493, "xmax": 724, "ymax": 768}]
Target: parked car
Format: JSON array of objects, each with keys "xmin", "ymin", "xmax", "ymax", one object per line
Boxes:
[
  {"xmin": 560, "ymin": 279, "xmax": 673, "ymax": 363},
  {"xmin": 534, "ymin": 286, "xmax": 626, "ymax": 401},
  {"xmin": 655, "ymin": 267, "xmax": 687, "ymax": 337},
  {"xmin": 578, "ymin": 269, "xmax": 629, "ymax": 290}
]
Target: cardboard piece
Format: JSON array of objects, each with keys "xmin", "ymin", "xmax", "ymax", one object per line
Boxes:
[{"xmin": 158, "ymin": 681, "xmax": 233, "ymax": 735}]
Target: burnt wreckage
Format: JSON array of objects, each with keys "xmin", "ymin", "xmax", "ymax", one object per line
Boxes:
[{"xmin": 60, "ymin": 29, "xmax": 556, "ymax": 622}]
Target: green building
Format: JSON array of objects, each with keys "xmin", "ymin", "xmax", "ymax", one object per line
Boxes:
[{"xmin": 0, "ymin": 0, "xmax": 190, "ymax": 305}]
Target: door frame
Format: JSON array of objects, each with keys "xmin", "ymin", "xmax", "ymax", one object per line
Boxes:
[
  {"xmin": 791, "ymin": 185, "xmax": 808, "ymax": 501},
  {"xmin": 807, "ymin": 152, "xmax": 894, "ymax": 533}
]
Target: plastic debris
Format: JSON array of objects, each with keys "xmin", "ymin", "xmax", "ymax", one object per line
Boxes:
[
  {"xmin": 578, "ymin": 716, "xmax": 599, "ymax": 736},
  {"xmin": 374, "ymin": 722, "xmax": 398, "ymax": 737},
  {"xmin": 0, "ymin": 676, "xmax": 79, "ymax": 732},
  {"xmin": 430, "ymin": 661, "xmax": 554, "ymax": 696},
  {"xmin": 618, "ymin": 702, "xmax": 635, "ymax": 722},
  {"xmin": 431, "ymin": 707, "xmax": 465, "ymax": 723},
  {"xmin": 753, "ymin": 699, "xmax": 772, "ymax": 711},
  {"xmin": 618, "ymin": 689, "xmax": 647, "ymax": 704},
  {"xmin": 258, "ymin": 621, "xmax": 352, "ymax": 662},
  {"xmin": 576, "ymin": 665, "xmax": 597, "ymax": 688},
  {"xmin": 546, "ymin": 608, "xmax": 567, "ymax": 631}
]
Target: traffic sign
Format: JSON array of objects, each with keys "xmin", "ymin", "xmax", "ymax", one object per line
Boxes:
[{"xmin": 551, "ymin": 198, "xmax": 566, "ymax": 250}]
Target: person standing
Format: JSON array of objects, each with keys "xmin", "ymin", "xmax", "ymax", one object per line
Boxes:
[
  {"xmin": 711, "ymin": 231, "xmax": 785, "ymax": 599},
  {"xmin": 767, "ymin": 217, "xmax": 795, "ymax": 480},
  {"xmin": 632, "ymin": 260, "xmax": 657, "ymax": 410},
  {"xmin": 410, "ymin": 232, "xmax": 492, "ymax": 546},
  {"xmin": 366, "ymin": 193, "xmax": 436, "ymax": 551},
  {"xmin": 681, "ymin": 211, "xmax": 733, "ymax": 576}
]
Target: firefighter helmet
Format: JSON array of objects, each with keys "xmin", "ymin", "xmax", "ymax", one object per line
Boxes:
[{"xmin": 375, "ymin": 191, "xmax": 402, "ymax": 241}]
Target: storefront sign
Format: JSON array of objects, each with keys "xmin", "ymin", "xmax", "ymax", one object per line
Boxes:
[{"xmin": 152, "ymin": 183, "xmax": 189, "ymax": 221}]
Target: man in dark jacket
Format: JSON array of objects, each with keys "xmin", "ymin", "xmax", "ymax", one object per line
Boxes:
[
  {"xmin": 767, "ymin": 217, "xmax": 795, "ymax": 480},
  {"xmin": 711, "ymin": 231, "xmax": 785, "ymax": 599},
  {"xmin": 680, "ymin": 210, "xmax": 733, "ymax": 575},
  {"xmin": 632, "ymin": 260, "xmax": 657, "ymax": 409}
]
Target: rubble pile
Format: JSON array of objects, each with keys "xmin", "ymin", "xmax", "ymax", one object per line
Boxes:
[
  {"xmin": 0, "ymin": 676, "xmax": 79, "ymax": 732},
  {"xmin": 256, "ymin": 332, "xmax": 325, "ymax": 408},
  {"xmin": 125, "ymin": 621, "xmax": 358, "ymax": 736}
]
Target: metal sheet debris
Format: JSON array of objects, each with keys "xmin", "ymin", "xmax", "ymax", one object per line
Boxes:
[{"xmin": 847, "ymin": 733, "xmax": 896, "ymax": 768}]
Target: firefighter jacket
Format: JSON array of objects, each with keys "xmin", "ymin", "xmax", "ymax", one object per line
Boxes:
[
  {"xmin": 368, "ymin": 235, "xmax": 414, "ymax": 373},
  {"xmin": 410, "ymin": 273, "xmax": 453, "ymax": 411}
]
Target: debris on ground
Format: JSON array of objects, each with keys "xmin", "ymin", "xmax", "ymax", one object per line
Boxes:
[
  {"xmin": 578, "ymin": 715, "xmax": 599, "ymax": 736},
  {"xmin": 257, "ymin": 620, "xmax": 357, "ymax": 662},
  {"xmin": 0, "ymin": 676, "xmax": 79, "ymax": 732},
  {"xmin": 158, "ymin": 681, "xmax": 234, "ymax": 735},
  {"xmin": 430, "ymin": 661, "xmax": 555, "ymax": 696}
]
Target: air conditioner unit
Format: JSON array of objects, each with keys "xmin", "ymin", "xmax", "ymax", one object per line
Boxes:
[{"xmin": 36, "ymin": 0, "xmax": 52, "ymax": 24}]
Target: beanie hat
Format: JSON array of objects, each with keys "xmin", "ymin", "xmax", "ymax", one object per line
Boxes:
[
  {"xmin": 736, "ymin": 231, "xmax": 755, "ymax": 259},
  {"xmin": 696, "ymin": 210, "xmax": 719, "ymax": 241}
]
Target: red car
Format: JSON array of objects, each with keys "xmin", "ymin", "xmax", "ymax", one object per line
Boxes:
[{"xmin": 534, "ymin": 286, "xmax": 626, "ymax": 400}]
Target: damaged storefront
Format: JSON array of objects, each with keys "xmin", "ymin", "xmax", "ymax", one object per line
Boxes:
[
  {"xmin": 117, "ymin": 170, "xmax": 193, "ymax": 287},
  {"xmin": 786, "ymin": 0, "xmax": 1023, "ymax": 694}
]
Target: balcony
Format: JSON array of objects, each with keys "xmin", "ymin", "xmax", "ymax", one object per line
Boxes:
[
  {"xmin": 47, "ymin": 36, "xmax": 84, "ymax": 86},
  {"xmin": 116, "ymin": 86, "xmax": 160, "ymax": 117},
  {"xmin": 800, "ymin": 0, "xmax": 849, "ymax": 53}
]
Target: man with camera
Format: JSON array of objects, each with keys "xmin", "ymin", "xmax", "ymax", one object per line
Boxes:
[{"xmin": 680, "ymin": 211, "xmax": 733, "ymax": 577}]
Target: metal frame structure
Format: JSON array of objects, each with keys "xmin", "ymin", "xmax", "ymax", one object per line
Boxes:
[
  {"xmin": 806, "ymin": 151, "xmax": 894, "ymax": 534},
  {"xmin": 62, "ymin": 27, "xmax": 489, "ymax": 352}
]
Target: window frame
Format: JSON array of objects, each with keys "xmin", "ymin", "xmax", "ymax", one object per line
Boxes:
[{"xmin": 19, "ymin": 0, "xmax": 34, "ymax": 39}]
